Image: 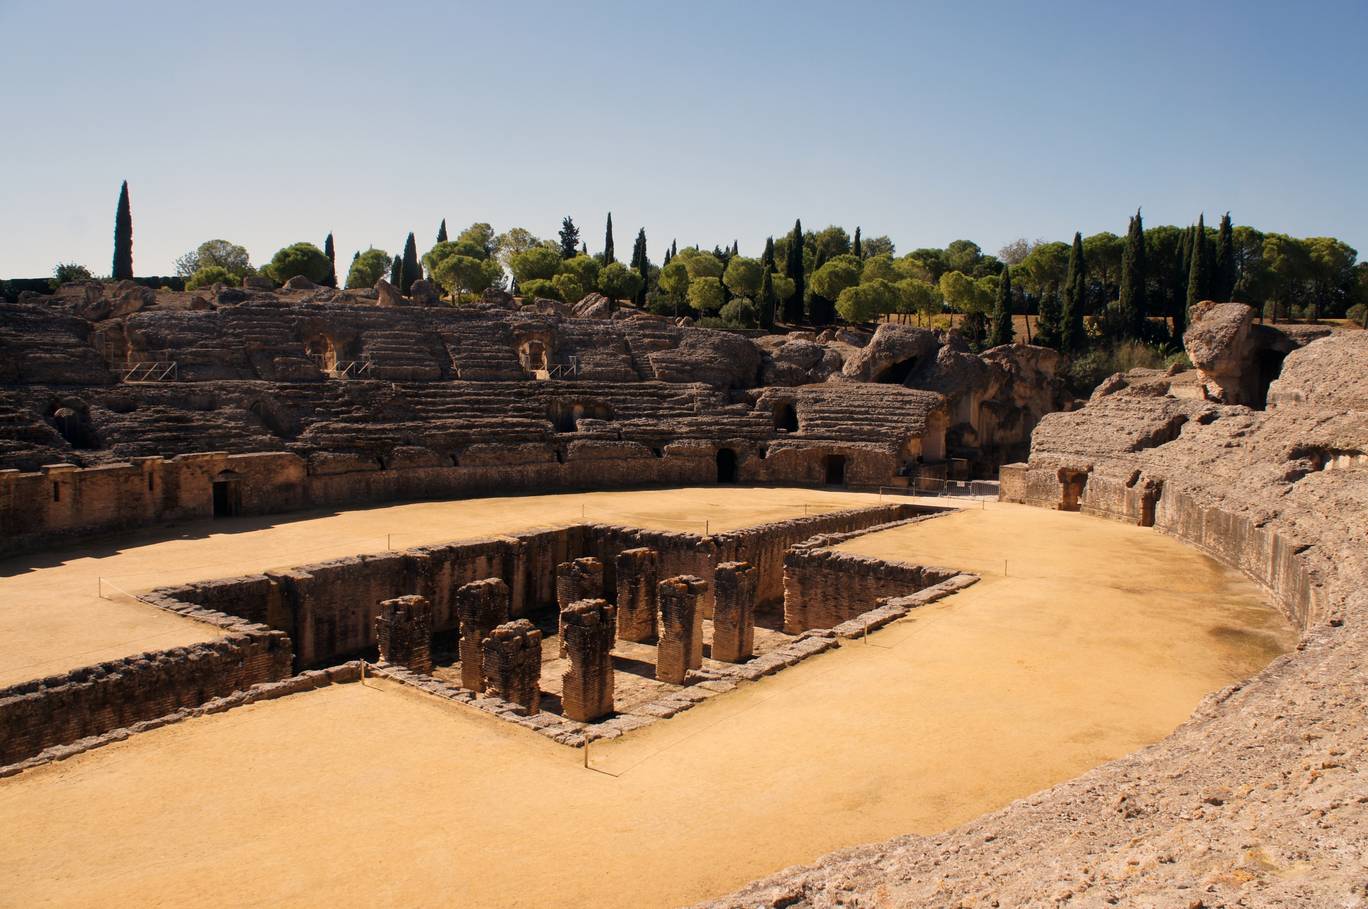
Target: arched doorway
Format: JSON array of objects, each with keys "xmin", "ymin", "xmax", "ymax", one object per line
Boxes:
[
  {"xmin": 716, "ymin": 448, "xmax": 738, "ymax": 483},
  {"xmin": 824, "ymin": 454, "xmax": 847, "ymax": 486},
  {"xmin": 304, "ymin": 335, "xmax": 338, "ymax": 373},
  {"xmin": 212, "ymin": 470, "xmax": 243, "ymax": 518}
]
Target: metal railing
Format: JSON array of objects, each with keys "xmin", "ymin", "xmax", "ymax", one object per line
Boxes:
[
  {"xmin": 546, "ymin": 357, "xmax": 580, "ymax": 379},
  {"xmin": 333, "ymin": 360, "xmax": 372, "ymax": 380},
  {"xmin": 122, "ymin": 361, "xmax": 178, "ymax": 383}
]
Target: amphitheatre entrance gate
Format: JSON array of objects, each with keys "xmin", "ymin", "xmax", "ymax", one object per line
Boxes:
[
  {"xmin": 716, "ymin": 448, "xmax": 738, "ymax": 483},
  {"xmin": 211, "ymin": 471, "xmax": 243, "ymax": 518},
  {"xmin": 824, "ymin": 454, "xmax": 847, "ymax": 486}
]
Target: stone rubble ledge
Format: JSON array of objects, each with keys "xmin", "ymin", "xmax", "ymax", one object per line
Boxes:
[{"xmin": 0, "ymin": 662, "xmax": 361, "ymax": 779}]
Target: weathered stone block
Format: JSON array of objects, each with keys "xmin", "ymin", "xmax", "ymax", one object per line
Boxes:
[{"xmin": 557, "ymin": 557, "xmax": 604, "ymax": 655}]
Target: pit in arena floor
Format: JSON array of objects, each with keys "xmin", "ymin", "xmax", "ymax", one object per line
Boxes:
[{"xmin": 0, "ymin": 489, "xmax": 1294, "ymax": 908}]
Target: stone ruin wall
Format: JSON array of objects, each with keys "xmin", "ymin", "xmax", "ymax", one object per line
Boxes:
[
  {"xmin": 781, "ymin": 548, "xmax": 960, "ymax": 633},
  {"xmin": 0, "ymin": 629, "xmax": 291, "ymax": 767}
]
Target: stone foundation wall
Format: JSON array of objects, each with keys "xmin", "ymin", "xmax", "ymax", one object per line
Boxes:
[
  {"xmin": 782, "ymin": 549, "xmax": 958, "ymax": 633},
  {"xmin": 998, "ymin": 462, "xmax": 1327, "ymax": 631},
  {"xmin": 0, "ymin": 629, "xmax": 291, "ymax": 766},
  {"xmin": 714, "ymin": 504, "xmax": 928, "ymax": 607}
]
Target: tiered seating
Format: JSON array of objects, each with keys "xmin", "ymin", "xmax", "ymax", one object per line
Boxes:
[
  {"xmin": 438, "ymin": 323, "xmax": 527, "ymax": 380},
  {"xmin": 764, "ymin": 385, "xmax": 941, "ymax": 446}
]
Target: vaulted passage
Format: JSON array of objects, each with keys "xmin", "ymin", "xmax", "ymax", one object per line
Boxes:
[
  {"xmin": 716, "ymin": 448, "xmax": 738, "ymax": 483},
  {"xmin": 212, "ymin": 472, "xmax": 242, "ymax": 518},
  {"xmin": 824, "ymin": 454, "xmax": 846, "ymax": 486}
]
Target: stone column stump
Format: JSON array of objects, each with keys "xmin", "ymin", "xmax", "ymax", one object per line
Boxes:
[
  {"xmin": 457, "ymin": 578, "xmax": 511, "ymax": 691},
  {"xmin": 375, "ymin": 594, "xmax": 433, "ymax": 674},
  {"xmin": 482, "ymin": 619, "xmax": 542, "ymax": 715},
  {"xmin": 712, "ymin": 561, "xmax": 757, "ymax": 663},
  {"xmin": 656, "ymin": 575, "xmax": 707, "ymax": 684},
  {"xmin": 560, "ymin": 598, "xmax": 616, "ymax": 722},
  {"xmin": 557, "ymin": 557, "xmax": 604, "ymax": 655},
  {"xmin": 615, "ymin": 547, "xmax": 659, "ymax": 642}
]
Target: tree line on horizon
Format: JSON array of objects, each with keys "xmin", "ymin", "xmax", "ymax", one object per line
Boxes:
[{"xmin": 33, "ymin": 182, "xmax": 1368, "ymax": 351}]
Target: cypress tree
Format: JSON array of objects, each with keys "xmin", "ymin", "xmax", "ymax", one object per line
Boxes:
[
  {"xmin": 436, "ymin": 219, "xmax": 448, "ymax": 243},
  {"xmin": 389, "ymin": 255, "xmax": 402, "ymax": 286},
  {"xmin": 633, "ymin": 228, "xmax": 649, "ymax": 306},
  {"xmin": 853, "ymin": 226, "xmax": 863, "ymax": 258},
  {"xmin": 670, "ymin": 239, "xmax": 677, "ymax": 258},
  {"xmin": 989, "ymin": 265, "xmax": 1014, "ymax": 347},
  {"xmin": 761, "ymin": 236, "xmax": 776, "ymax": 272},
  {"xmin": 580, "ymin": 241, "xmax": 588, "ymax": 256},
  {"xmin": 783, "ymin": 219, "xmax": 805, "ymax": 323},
  {"xmin": 1035, "ymin": 289, "xmax": 1062, "ymax": 349},
  {"xmin": 112, "ymin": 180, "xmax": 133, "ymax": 279},
  {"xmin": 400, "ymin": 232, "xmax": 420, "ymax": 294},
  {"xmin": 1060, "ymin": 231, "xmax": 1087, "ymax": 353},
  {"xmin": 1215, "ymin": 212, "xmax": 1235, "ymax": 301},
  {"xmin": 603, "ymin": 212, "xmax": 615, "ymax": 264},
  {"xmin": 1186, "ymin": 213, "xmax": 1210, "ymax": 315},
  {"xmin": 323, "ymin": 233, "xmax": 338, "ymax": 287},
  {"xmin": 1117, "ymin": 208, "xmax": 1147, "ymax": 339},
  {"xmin": 731, "ymin": 240, "xmax": 739, "ymax": 256},
  {"xmin": 558, "ymin": 217, "xmax": 580, "ymax": 259},
  {"xmin": 758, "ymin": 269, "xmax": 777, "ymax": 330}
]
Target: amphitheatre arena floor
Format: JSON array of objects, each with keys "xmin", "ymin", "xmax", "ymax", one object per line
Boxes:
[
  {"xmin": 0, "ymin": 497, "xmax": 1297, "ymax": 908},
  {"xmin": 0, "ymin": 486, "xmax": 889, "ymax": 688}
]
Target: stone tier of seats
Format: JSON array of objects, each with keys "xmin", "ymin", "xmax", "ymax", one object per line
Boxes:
[{"xmin": 0, "ymin": 303, "xmax": 114, "ymax": 386}]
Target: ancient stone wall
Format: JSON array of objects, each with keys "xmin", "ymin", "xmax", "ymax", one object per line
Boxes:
[
  {"xmin": 0, "ymin": 629, "xmax": 291, "ymax": 766},
  {"xmin": 782, "ymin": 549, "xmax": 957, "ymax": 633}
]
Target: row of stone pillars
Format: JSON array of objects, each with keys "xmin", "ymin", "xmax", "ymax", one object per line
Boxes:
[{"xmin": 375, "ymin": 550, "xmax": 760, "ymax": 726}]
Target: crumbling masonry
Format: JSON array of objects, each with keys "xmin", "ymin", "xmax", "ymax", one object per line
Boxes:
[
  {"xmin": 560, "ymin": 598, "xmax": 616, "ymax": 722},
  {"xmin": 375, "ymin": 594, "xmax": 433, "ymax": 673},
  {"xmin": 657, "ymin": 575, "xmax": 707, "ymax": 684},
  {"xmin": 614, "ymin": 547, "xmax": 659, "ymax": 642},
  {"xmin": 711, "ymin": 562, "xmax": 757, "ymax": 663},
  {"xmin": 481, "ymin": 619, "xmax": 542, "ymax": 715},
  {"xmin": 557, "ymin": 557, "xmax": 603, "ymax": 655},
  {"xmin": 457, "ymin": 578, "xmax": 510, "ymax": 691}
]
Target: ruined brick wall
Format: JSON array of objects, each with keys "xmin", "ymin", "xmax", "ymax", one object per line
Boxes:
[
  {"xmin": 782, "ymin": 549, "xmax": 957, "ymax": 633},
  {"xmin": 614, "ymin": 548, "xmax": 659, "ymax": 642},
  {"xmin": 482, "ymin": 619, "xmax": 541, "ymax": 714},
  {"xmin": 714, "ymin": 504, "xmax": 926, "ymax": 608},
  {"xmin": 560, "ymin": 599, "xmax": 616, "ymax": 722},
  {"xmin": 657, "ymin": 575, "xmax": 707, "ymax": 684},
  {"xmin": 0, "ymin": 630, "xmax": 291, "ymax": 766},
  {"xmin": 457, "ymin": 579, "xmax": 510, "ymax": 690},
  {"xmin": 376, "ymin": 595, "xmax": 433, "ymax": 673},
  {"xmin": 712, "ymin": 562, "xmax": 757, "ymax": 663}
]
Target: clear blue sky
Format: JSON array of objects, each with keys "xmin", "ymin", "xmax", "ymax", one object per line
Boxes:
[{"xmin": 2, "ymin": 0, "xmax": 1364, "ymax": 278}]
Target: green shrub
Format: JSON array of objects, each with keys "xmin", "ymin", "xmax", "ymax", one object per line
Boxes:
[
  {"xmin": 264, "ymin": 242, "xmax": 332, "ymax": 284},
  {"xmin": 719, "ymin": 297, "xmax": 759, "ymax": 328},
  {"xmin": 520, "ymin": 278, "xmax": 561, "ymax": 302},
  {"xmin": 186, "ymin": 265, "xmax": 234, "ymax": 290}
]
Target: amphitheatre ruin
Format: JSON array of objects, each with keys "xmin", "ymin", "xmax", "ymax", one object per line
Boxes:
[{"xmin": 0, "ymin": 275, "xmax": 1364, "ymax": 908}]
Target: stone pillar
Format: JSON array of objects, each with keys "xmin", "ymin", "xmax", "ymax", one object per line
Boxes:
[
  {"xmin": 614, "ymin": 547, "xmax": 659, "ymax": 642},
  {"xmin": 457, "ymin": 578, "xmax": 510, "ymax": 691},
  {"xmin": 557, "ymin": 557, "xmax": 603, "ymax": 655},
  {"xmin": 711, "ymin": 561, "xmax": 757, "ymax": 663},
  {"xmin": 560, "ymin": 598, "xmax": 616, "ymax": 722},
  {"xmin": 482, "ymin": 619, "xmax": 542, "ymax": 715},
  {"xmin": 656, "ymin": 575, "xmax": 707, "ymax": 684},
  {"xmin": 375, "ymin": 595, "xmax": 433, "ymax": 674}
]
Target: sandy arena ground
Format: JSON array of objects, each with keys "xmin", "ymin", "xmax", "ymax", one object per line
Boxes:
[
  {"xmin": 0, "ymin": 502, "xmax": 1296, "ymax": 908},
  {"xmin": 0, "ymin": 486, "xmax": 887, "ymax": 687}
]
